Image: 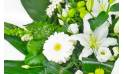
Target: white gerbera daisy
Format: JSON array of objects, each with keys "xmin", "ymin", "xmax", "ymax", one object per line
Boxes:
[
  {"xmin": 68, "ymin": 23, "xmax": 79, "ymax": 34},
  {"xmin": 96, "ymin": 47, "xmax": 112, "ymax": 62},
  {"xmin": 71, "ymin": 20, "xmax": 117, "ymax": 62},
  {"xmin": 75, "ymin": 70, "xmax": 83, "ymax": 74},
  {"xmin": 43, "ymin": 32, "xmax": 74, "ymax": 64}
]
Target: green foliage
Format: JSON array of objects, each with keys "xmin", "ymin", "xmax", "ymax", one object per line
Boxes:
[
  {"xmin": 110, "ymin": 3, "xmax": 119, "ymax": 12},
  {"xmin": 4, "ymin": 22, "xmax": 25, "ymax": 37},
  {"xmin": 21, "ymin": 0, "xmax": 49, "ymax": 21},
  {"xmin": 89, "ymin": 11, "xmax": 109, "ymax": 31},
  {"xmin": 81, "ymin": 58, "xmax": 114, "ymax": 74},
  {"xmin": 4, "ymin": 60, "xmax": 72, "ymax": 74},
  {"xmin": 27, "ymin": 40, "xmax": 43, "ymax": 55},
  {"xmin": 4, "ymin": 35, "xmax": 28, "ymax": 55}
]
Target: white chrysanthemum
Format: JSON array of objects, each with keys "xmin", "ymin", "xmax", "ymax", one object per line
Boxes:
[
  {"xmin": 68, "ymin": 23, "xmax": 79, "ymax": 34},
  {"xmin": 75, "ymin": 70, "xmax": 83, "ymax": 74},
  {"xmin": 62, "ymin": 4, "xmax": 70, "ymax": 17},
  {"xmin": 50, "ymin": 0, "xmax": 64, "ymax": 5},
  {"xmin": 21, "ymin": 34, "xmax": 33, "ymax": 41},
  {"xmin": 71, "ymin": 21, "xmax": 117, "ymax": 62},
  {"xmin": 43, "ymin": 32, "xmax": 74, "ymax": 64},
  {"xmin": 96, "ymin": 47, "xmax": 112, "ymax": 62},
  {"xmin": 112, "ymin": 47, "xmax": 119, "ymax": 56},
  {"xmin": 46, "ymin": 4, "xmax": 56, "ymax": 17}
]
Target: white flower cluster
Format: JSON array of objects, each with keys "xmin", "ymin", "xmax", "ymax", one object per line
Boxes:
[{"xmin": 46, "ymin": 0, "xmax": 64, "ymax": 17}]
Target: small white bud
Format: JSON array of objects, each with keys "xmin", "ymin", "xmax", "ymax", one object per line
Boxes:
[{"xmin": 68, "ymin": 23, "xmax": 79, "ymax": 34}]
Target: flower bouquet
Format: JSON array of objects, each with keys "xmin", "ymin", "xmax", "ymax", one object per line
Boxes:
[{"xmin": 4, "ymin": 0, "xmax": 119, "ymax": 74}]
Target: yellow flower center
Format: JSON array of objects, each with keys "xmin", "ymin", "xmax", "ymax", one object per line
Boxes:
[
  {"xmin": 54, "ymin": 43, "xmax": 62, "ymax": 51},
  {"xmin": 89, "ymin": 35, "xmax": 98, "ymax": 49}
]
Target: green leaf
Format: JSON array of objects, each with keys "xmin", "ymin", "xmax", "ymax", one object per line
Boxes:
[
  {"xmin": 26, "ymin": 22, "xmax": 67, "ymax": 40},
  {"xmin": 89, "ymin": 11, "xmax": 109, "ymax": 31},
  {"xmin": 4, "ymin": 22, "xmax": 25, "ymax": 37},
  {"xmin": 27, "ymin": 40, "xmax": 43, "ymax": 55},
  {"xmin": 110, "ymin": 3, "xmax": 119, "ymax": 12},
  {"xmin": 25, "ymin": 54, "xmax": 46, "ymax": 65},
  {"xmin": 4, "ymin": 35, "xmax": 28, "ymax": 55},
  {"xmin": 21, "ymin": 0, "xmax": 49, "ymax": 21},
  {"xmin": 81, "ymin": 58, "xmax": 114, "ymax": 74},
  {"xmin": 5, "ymin": 60, "xmax": 72, "ymax": 74},
  {"xmin": 4, "ymin": 60, "xmax": 44, "ymax": 74}
]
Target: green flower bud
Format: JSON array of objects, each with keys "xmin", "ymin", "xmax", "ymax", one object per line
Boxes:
[
  {"xmin": 77, "ymin": 1, "xmax": 85, "ymax": 8},
  {"xmin": 95, "ymin": 68, "xmax": 104, "ymax": 74},
  {"xmin": 21, "ymin": 65, "xmax": 30, "ymax": 69},
  {"xmin": 68, "ymin": 8, "xmax": 76, "ymax": 17},
  {"xmin": 78, "ymin": 8, "xmax": 88, "ymax": 18},
  {"xmin": 86, "ymin": 0, "xmax": 94, "ymax": 12},
  {"xmin": 88, "ymin": 72, "xmax": 94, "ymax": 74}
]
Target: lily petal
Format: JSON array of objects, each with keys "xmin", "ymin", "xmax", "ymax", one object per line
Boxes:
[
  {"xmin": 100, "ymin": 37, "xmax": 118, "ymax": 47},
  {"xmin": 79, "ymin": 48, "xmax": 93, "ymax": 60},
  {"xmin": 94, "ymin": 21, "xmax": 109, "ymax": 40},
  {"xmin": 83, "ymin": 14, "xmax": 92, "ymax": 34},
  {"xmin": 70, "ymin": 34, "xmax": 89, "ymax": 47}
]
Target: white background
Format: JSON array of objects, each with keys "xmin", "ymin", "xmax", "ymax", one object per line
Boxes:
[{"xmin": 0, "ymin": 0, "xmax": 124, "ymax": 74}]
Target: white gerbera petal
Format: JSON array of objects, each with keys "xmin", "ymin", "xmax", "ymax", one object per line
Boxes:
[
  {"xmin": 79, "ymin": 48, "xmax": 93, "ymax": 60},
  {"xmin": 96, "ymin": 47, "xmax": 112, "ymax": 62},
  {"xmin": 68, "ymin": 23, "xmax": 79, "ymax": 34},
  {"xmin": 75, "ymin": 70, "xmax": 83, "ymax": 74},
  {"xmin": 100, "ymin": 37, "xmax": 118, "ymax": 47},
  {"xmin": 94, "ymin": 21, "xmax": 109, "ymax": 40},
  {"xmin": 43, "ymin": 32, "xmax": 74, "ymax": 64}
]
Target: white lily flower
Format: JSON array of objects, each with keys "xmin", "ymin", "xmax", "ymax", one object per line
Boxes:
[
  {"xmin": 92, "ymin": 0, "xmax": 109, "ymax": 16},
  {"xmin": 71, "ymin": 20, "xmax": 117, "ymax": 62},
  {"xmin": 75, "ymin": 70, "xmax": 83, "ymax": 74},
  {"xmin": 92, "ymin": 0, "xmax": 119, "ymax": 24},
  {"xmin": 68, "ymin": 23, "xmax": 79, "ymax": 34}
]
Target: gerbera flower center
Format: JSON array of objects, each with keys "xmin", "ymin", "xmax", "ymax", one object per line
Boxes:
[
  {"xmin": 54, "ymin": 43, "xmax": 62, "ymax": 51},
  {"xmin": 89, "ymin": 35, "xmax": 98, "ymax": 49}
]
